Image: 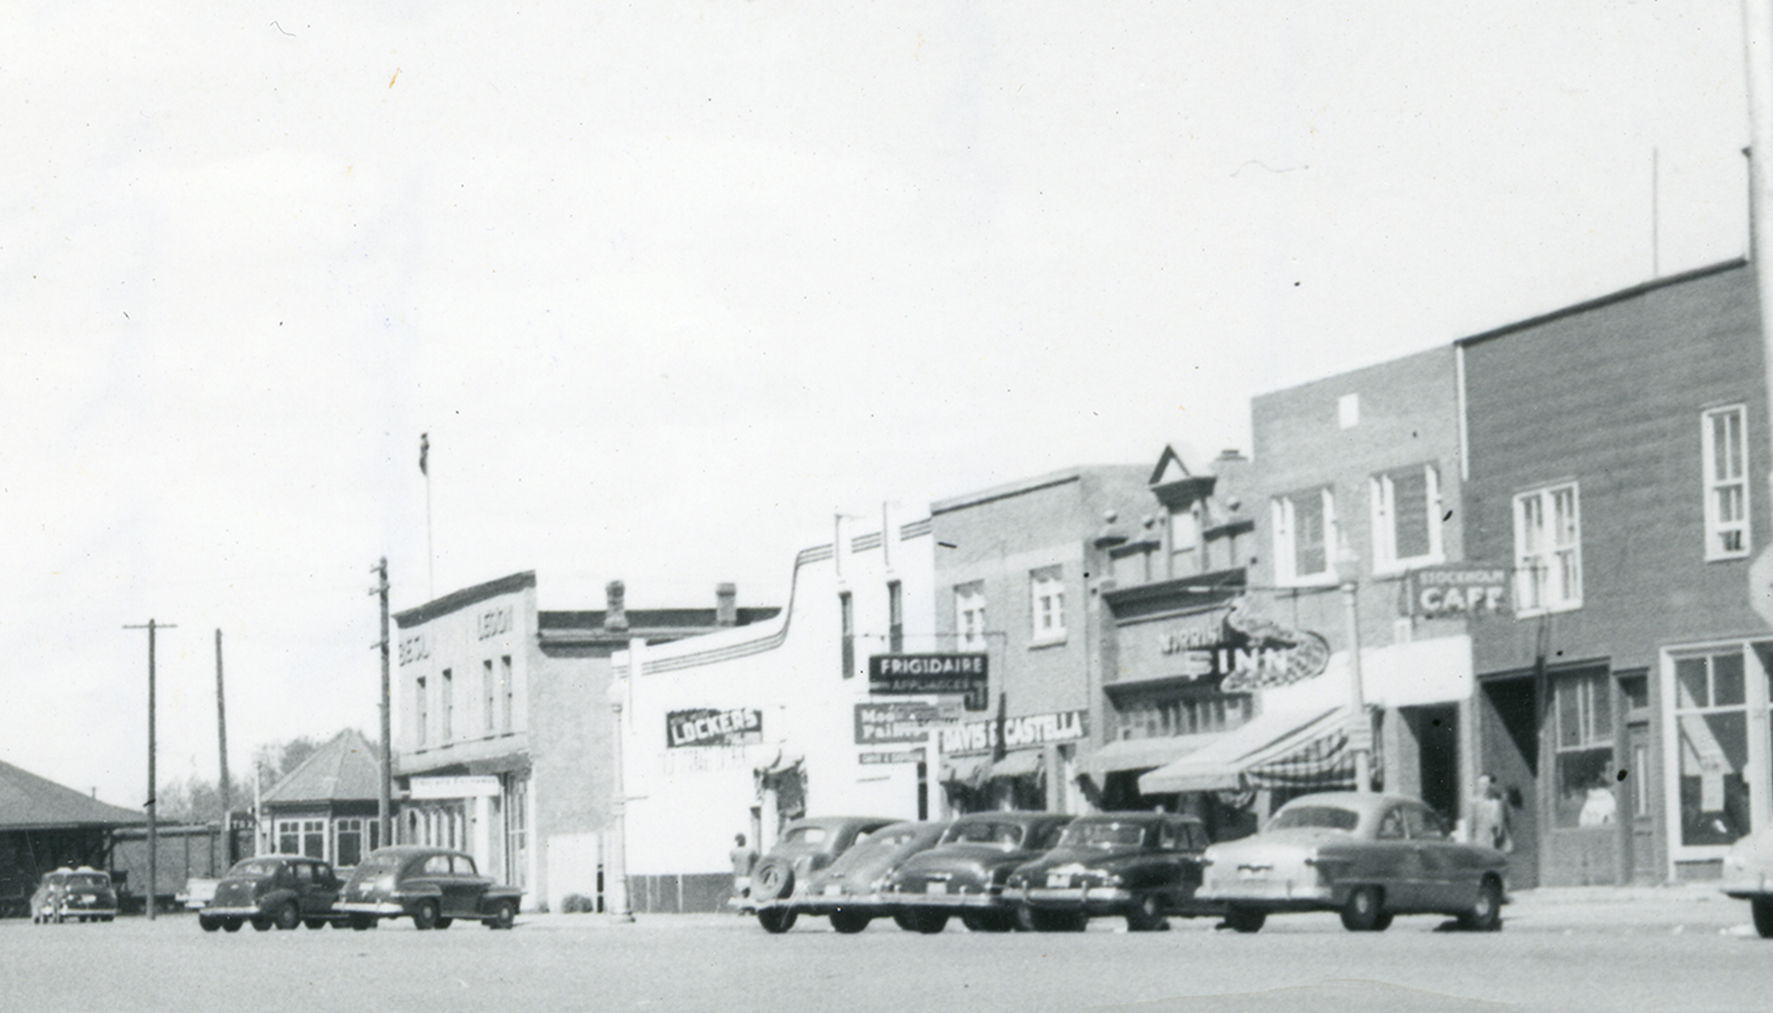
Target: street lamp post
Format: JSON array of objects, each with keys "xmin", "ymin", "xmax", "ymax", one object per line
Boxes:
[
  {"xmin": 1339, "ymin": 575, "xmax": 1373, "ymax": 794},
  {"xmin": 606, "ymin": 662, "xmax": 635, "ymax": 924}
]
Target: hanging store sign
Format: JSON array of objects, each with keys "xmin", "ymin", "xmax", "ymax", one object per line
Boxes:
[
  {"xmin": 409, "ymin": 775, "xmax": 501, "ymax": 799},
  {"xmin": 1130, "ymin": 598, "xmax": 1329, "ymax": 692},
  {"xmin": 859, "ymin": 748, "xmax": 926, "ymax": 766},
  {"xmin": 940, "ymin": 709, "xmax": 1089, "ymax": 757},
  {"xmin": 1403, "ymin": 566, "xmax": 1510, "ymax": 619},
  {"xmin": 666, "ymin": 708, "xmax": 764, "ymax": 749},
  {"xmin": 855, "ymin": 702, "xmax": 937, "ymax": 745},
  {"xmin": 868, "ymin": 654, "xmax": 989, "ymax": 711}
]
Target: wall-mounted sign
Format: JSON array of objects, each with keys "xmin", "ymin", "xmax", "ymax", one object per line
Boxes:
[
  {"xmin": 855, "ymin": 702, "xmax": 937, "ymax": 745},
  {"xmin": 477, "ymin": 604, "xmax": 514, "ymax": 640},
  {"xmin": 1123, "ymin": 598, "xmax": 1329, "ymax": 693},
  {"xmin": 398, "ymin": 632, "xmax": 429, "ymax": 666},
  {"xmin": 666, "ymin": 708, "xmax": 764, "ymax": 749},
  {"xmin": 869, "ymin": 654, "xmax": 989, "ymax": 710},
  {"xmin": 940, "ymin": 709, "xmax": 1089, "ymax": 757},
  {"xmin": 1403, "ymin": 566, "xmax": 1510, "ymax": 619},
  {"xmin": 409, "ymin": 775, "xmax": 502, "ymax": 799},
  {"xmin": 859, "ymin": 748, "xmax": 926, "ymax": 766}
]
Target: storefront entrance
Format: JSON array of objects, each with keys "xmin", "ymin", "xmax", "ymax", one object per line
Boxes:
[{"xmin": 1479, "ymin": 675, "xmax": 1539, "ymax": 888}]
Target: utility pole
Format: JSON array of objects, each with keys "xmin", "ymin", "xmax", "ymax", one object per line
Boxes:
[
  {"xmin": 124, "ymin": 619, "xmax": 175, "ymax": 919},
  {"xmin": 215, "ymin": 629, "xmax": 232, "ymax": 867},
  {"xmin": 371, "ymin": 558, "xmax": 393, "ymax": 850}
]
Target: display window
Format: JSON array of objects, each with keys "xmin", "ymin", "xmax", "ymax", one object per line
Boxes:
[{"xmin": 1662, "ymin": 642, "xmax": 1773, "ymax": 865}]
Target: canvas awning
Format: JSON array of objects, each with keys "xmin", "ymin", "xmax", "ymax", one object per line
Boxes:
[
  {"xmin": 1078, "ymin": 735, "xmax": 1215, "ymax": 782},
  {"xmin": 1137, "ymin": 705, "xmax": 1364, "ymax": 795},
  {"xmin": 988, "ymin": 749, "xmax": 1043, "ymax": 780},
  {"xmin": 940, "ymin": 754, "xmax": 993, "ymax": 788}
]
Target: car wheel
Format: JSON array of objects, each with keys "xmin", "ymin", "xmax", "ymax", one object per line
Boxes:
[
  {"xmin": 1753, "ymin": 897, "xmax": 1773, "ymax": 939},
  {"xmin": 199, "ymin": 915, "xmax": 220, "ymax": 933},
  {"xmin": 250, "ymin": 917, "xmax": 272, "ymax": 932},
  {"xmin": 961, "ymin": 911, "xmax": 1014, "ymax": 932},
  {"xmin": 828, "ymin": 909, "xmax": 871, "ymax": 934},
  {"xmin": 303, "ymin": 918, "xmax": 327, "ymax": 930},
  {"xmin": 223, "ymin": 918, "xmax": 243, "ymax": 932},
  {"xmin": 756, "ymin": 907, "xmax": 798, "ymax": 934},
  {"xmin": 487, "ymin": 898, "xmax": 517, "ymax": 930},
  {"xmin": 1340, "ymin": 886, "xmax": 1386, "ymax": 932},
  {"xmin": 1457, "ymin": 876, "xmax": 1504, "ymax": 932},
  {"xmin": 274, "ymin": 902, "xmax": 301, "ymax": 931},
  {"xmin": 348, "ymin": 914, "xmax": 375, "ymax": 931},
  {"xmin": 413, "ymin": 904, "xmax": 441, "ymax": 936},
  {"xmin": 1020, "ymin": 905, "xmax": 1087, "ymax": 932},
  {"xmin": 892, "ymin": 912, "xmax": 920, "ymax": 931},
  {"xmin": 1224, "ymin": 906, "xmax": 1267, "ymax": 933},
  {"xmin": 435, "ymin": 917, "xmax": 453, "ymax": 930},
  {"xmin": 911, "ymin": 910, "xmax": 949, "ymax": 934},
  {"xmin": 752, "ymin": 859, "xmax": 795, "ymax": 902},
  {"xmin": 1125, "ymin": 893, "xmax": 1168, "ymax": 933}
]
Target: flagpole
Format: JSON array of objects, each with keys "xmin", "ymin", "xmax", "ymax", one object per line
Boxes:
[{"xmin": 420, "ymin": 433, "xmax": 434, "ymax": 600}]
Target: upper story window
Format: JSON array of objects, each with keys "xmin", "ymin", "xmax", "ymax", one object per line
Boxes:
[
  {"xmin": 1030, "ymin": 565, "xmax": 1065, "ymax": 645},
  {"xmin": 440, "ymin": 668, "xmax": 454, "ymax": 740},
  {"xmin": 887, "ymin": 580, "xmax": 904, "ymax": 653},
  {"xmin": 1169, "ymin": 507, "xmax": 1200, "ymax": 575},
  {"xmin": 483, "ymin": 660, "xmax": 496, "ymax": 734},
  {"xmin": 1273, "ymin": 487, "xmax": 1336, "ymax": 585},
  {"xmin": 1371, "ymin": 463, "xmax": 1444, "ymax": 574},
  {"xmin": 1703, "ymin": 406, "xmax": 1750, "ymax": 561},
  {"xmin": 955, "ymin": 581, "xmax": 987, "ymax": 650},
  {"xmin": 1514, "ymin": 482, "xmax": 1582, "ymax": 615},
  {"xmin": 415, "ymin": 676, "xmax": 428, "ymax": 746},
  {"xmin": 839, "ymin": 591, "xmax": 855, "ymax": 678}
]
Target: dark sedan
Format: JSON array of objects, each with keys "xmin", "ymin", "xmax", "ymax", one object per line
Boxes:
[
  {"xmin": 1196, "ymin": 792, "xmax": 1508, "ymax": 933},
  {"xmin": 336, "ymin": 846, "xmax": 521, "ymax": 930},
  {"xmin": 881, "ymin": 811, "xmax": 1074, "ymax": 933},
  {"xmin": 203, "ymin": 856, "xmax": 344, "ymax": 932},
  {"xmin": 1006, "ymin": 812, "xmax": 1216, "ymax": 931},
  {"xmin": 794, "ymin": 821, "xmax": 950, "ymax": 933}
]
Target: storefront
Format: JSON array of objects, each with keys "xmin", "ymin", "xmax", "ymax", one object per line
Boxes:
[{"xmin": 1662, "ymin": 638, "xmax": 1773, "ymax": 880}]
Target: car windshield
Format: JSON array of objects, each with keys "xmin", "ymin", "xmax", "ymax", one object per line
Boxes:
[
  {"xmin": 65, "ymin": 874, "xmax": 110, "ymax": 889},
  {"xmin": 1267, "ymin": 805, "xmax": 1361, "ymax": 832},
  {"xmin": 227, "ymin": 860, "xmax": 283, "ymax": 878},
  {"xmin": 1057, "ymin": 822, "xmax": 1147, "ymax": 848},
  {"xmin": 943, "ymin": 821, "xmax": 1025, "ymax": 847}
]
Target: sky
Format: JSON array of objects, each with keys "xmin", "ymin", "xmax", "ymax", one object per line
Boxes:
[{"xmin": 0, "ymin": 1, "xmax": 1756, "ymax": 810}]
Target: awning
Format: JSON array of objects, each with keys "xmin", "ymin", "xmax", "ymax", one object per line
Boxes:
[
  {"xmin": 1078, "ymin": 735, "xmax": 1216, "ymax": 782},
  {"xmin": 940, "ymin": 754, "xmax": 992, "ymax": 788},
  {"xmin": 1138, "ymin": 705, "xmax": 1362, "ymax": 795},
  {"xmin": 988, "ymin": 749, "xmax": 1043, "ymax": 780}
]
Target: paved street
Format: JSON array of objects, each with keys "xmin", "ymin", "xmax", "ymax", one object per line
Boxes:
[{"xmin": 5, "ymin": 887, "xmax": 1771, "ymax": 1013}]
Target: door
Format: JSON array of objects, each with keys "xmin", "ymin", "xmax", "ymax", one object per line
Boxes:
[
  {"xmin": 1368, "ymin": 804, "xmax": 1427, "ymax": 911},
  {"xmin": 1625, "ymin": 720, "xmax": 1659, "ymax": 882}
]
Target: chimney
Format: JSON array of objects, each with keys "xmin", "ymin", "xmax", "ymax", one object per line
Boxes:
[
  {"xmin": 716, "ymin": 583, "xmax": 738, "ymax": 627},
  {"xmin": 604, "ymin": 580, "xmax": 629, "ymax": 633}
]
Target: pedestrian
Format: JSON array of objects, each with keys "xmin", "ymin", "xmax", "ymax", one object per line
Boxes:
[
  {"xmin": 728, "ymin": 833, "xmax": 758, "ymax": 906},
  {"xmin": 1470, "ymin": 773, "xmax": 1511, "ymax": 852}
]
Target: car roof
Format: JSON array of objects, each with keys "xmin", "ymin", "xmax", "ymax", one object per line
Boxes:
[
  {"xmin": 782, "ymin": 816, "xmax": 897, "ymax": 831},
  {"xmin": 1275, "ymin": 792, "xmax": 1426, "ymax": 816},
  {"xmin": 363, "ymin": 845, "xmax": 471, "ymax": 861},
  {"xmin": 1070, "ymin": 812, "xmax": 1202, "ymax": 826},
  {"xmin": 950, "ymin": 811, "xmax": 1071, "ymax": 824}
]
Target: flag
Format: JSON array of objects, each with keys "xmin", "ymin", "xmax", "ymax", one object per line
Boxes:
[{"xmin": 419, "ymin": 433, "xmax": 429, "ymax": 476}]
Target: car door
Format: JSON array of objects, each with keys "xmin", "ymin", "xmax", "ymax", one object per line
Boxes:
[
  {"xmin": 304, "ymin": 862, "xmax": 340, "ymax": 917},
  {"xmin": 445, "ymin": 854, "xmax": 487, "ymax": 917},
  {"xmin": 414, "ymin": 853, "xmax": 454, "ymax": 912},
  {"xmin": 1367, "ymin": 804, "xmax": 1427, "ymax": 911},
  {"xmin": 1404, "ymin": 803, "xmax": 1472, "ymax": 911}
]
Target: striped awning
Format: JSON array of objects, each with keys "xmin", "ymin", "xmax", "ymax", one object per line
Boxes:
[{"xmin": 1137, "ymin": 705, "xmax": 1373, "ymax": 795}]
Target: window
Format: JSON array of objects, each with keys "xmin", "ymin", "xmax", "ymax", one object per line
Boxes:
[
  {"xmin": 1514, "ymin": 483, "xmax": 1581, "ymax": 614},
  {"xmin": 956, "ymin": 582, "xmax": 986, "ymax": 650},
  {"xmin": 276, "ymin": 819, "xmax": 299, "ymax": 855},
  {"xmin": 887, "ymin": 581, "xmax": 904, "ymax": 653},
  {"xmin": 839, "ymin": 592, "xmax": 855, "ymax": 678},
  {"xmin": 441, "ymin": 669, "xmax": 454, "ymax": 740},
  {"xmin": 501, "ymin": 656, "xmax": 514, "ymax": 732},
  {"xmin": 1113, "ymin": 694, "xmax": 1252, "ymax": 740},
  {"xmin": 1170, "ymin": 508, "xmax": 1200, "ymax": 574},
  {"xmin": 1703, "ymin": 406, "xmax": 1750, "ymax": 560},
  {"xmin": 423, "ymin": 854, "xmax": 451, "ymax": 875},
  {"xmin": 1030, "ymin": 566, "xmax": 1065, "ymax": 643},
  {"xmin": 1403, "ymin": 804, "xmax": 1448, "ymax": 840},
  {"xmin": 1272, "ymin": 487, "xmax": 1336, "ymax": 584},
  {"xmin": 415, "ymin": 676, "xmax": 428, "ymax": 746},
  {"xmin": 1371, "ymin": 464, "xmax": 1444, "ymax": 573},
  {"xmin": 1674, "ymin": 650, "xmax": 1751, "ymax": 846},
  {"xmin": 1553, "ymin": 669, "xmax": 1613, "ymax": 829},
  {"xmin": 336, "ymin": 818, "xmax": 364, "ymax": 868},
  {"xmin": 483, "ymin": 660, "xmax": 496, "ymax": 734}
]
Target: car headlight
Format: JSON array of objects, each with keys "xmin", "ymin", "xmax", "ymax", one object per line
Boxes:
[{"xmin": 1104, "ymin": 872, "xmax": 1123, "ymax": 887}]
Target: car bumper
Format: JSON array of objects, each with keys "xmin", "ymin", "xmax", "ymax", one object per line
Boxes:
[
  {"xmin": 1196, "ymin": 880, "xmax": 1334, "ymax": 906},
  {"xmin": 204, "ymin": 905, "xmax": 270, "ymax": 918},
  {"xmin": 794, "ymin": 891, "xmax": 894, "ymax": 914},
  {"xmin": 885, "ymin": 890, "xmax": 1001, "ymax": 909},
  {"xmin": 336, "ymin": 901, "xmax": 407, "ymax": 916}
]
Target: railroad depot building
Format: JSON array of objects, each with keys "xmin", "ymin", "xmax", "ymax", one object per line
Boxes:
[
  {"xmin": 1460, "ymin": 258, "xmax": 1771, "ymax": 887},
  {"xmin": 611, "ymin": 507, "xmax": 934, "ymax": 912},
  {"xmin": 257, "ymin": 728, "xmax": 383, "ymax": 868},
  {"xmin": 393, "ymin": 571, "xmax": 776, "ymax": 912}
]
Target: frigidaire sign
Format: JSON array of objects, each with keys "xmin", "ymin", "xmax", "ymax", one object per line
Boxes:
[{"xmin": 868, "ymin": 654, "xmax": 989, "ymax": 711}]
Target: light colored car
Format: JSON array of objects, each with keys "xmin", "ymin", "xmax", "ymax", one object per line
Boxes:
[
  {"xmin": 794, "ymin": 821, "xmax": 950, "ymax": 933},
  {"xmin": 1720, "ymin": 827, "xmax": 1773, "ymax": 936},
  {"xmin": 749, "ymin": 815, "xmax": 898, "ymax": 933},
  {"xmin": 1196, "ymin": 792, "xmax": 1507, "ymax": 933},
  {"xmin": 30, "ymin": 867, "xmax": 118, "ymax": 924}
]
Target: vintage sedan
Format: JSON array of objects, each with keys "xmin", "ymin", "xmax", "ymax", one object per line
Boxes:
[
  {"xmin": 1197, "ymin": 792, "xmax": 1507, "ymax": 933},
  {"xmin": 1720, "ymin": 826, "xmax": 1773, "ymax": 936},
  {"xmin": 1006, "ymin": 812, "xmax": 1217, "ymax": 931},
  {"xmin": 202, "ymin": 855, "xmax": 345, "ymax": 932},
  {"xmin": 749, "ymin": 815, "xmax": 898, "ymax": 932},
  {"xmin": 881, "ymin": 812, "xmax": 1074, "ymax": 933},
  {"xmin": 336, "ymin": 846, "xmax": 521, "ymax": 930},
  {"xmin": 793, "ymin": 821, "xmax": 950, "ymax": 933},
  {"xmin": 30, "ymin": 867, "xmax": 118, "ymax": 924}
]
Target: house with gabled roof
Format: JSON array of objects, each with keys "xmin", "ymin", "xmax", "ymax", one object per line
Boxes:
[
  {"xmin": 259, "ymin": 728, "xmax": 385, "ymax": 868},
  {"xmin": 0, "ymin": 758, "xmax": 143, "ymax": 916}
]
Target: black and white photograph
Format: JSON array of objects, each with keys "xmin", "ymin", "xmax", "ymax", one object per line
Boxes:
[{"xmin": 7, "ymin": 3, "xmax": 1773, "ymax": 1011}]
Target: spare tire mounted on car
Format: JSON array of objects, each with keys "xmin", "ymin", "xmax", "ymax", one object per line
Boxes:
[{"xmin": 752, "ymin": 858, "xmax": 795, "ymax": 901}]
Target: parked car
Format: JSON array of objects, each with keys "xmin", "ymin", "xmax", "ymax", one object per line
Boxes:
[
  {"xmin": 1720, "ymin": 827, "xmax": 1773, "ymax": 936},
  {"xmin": 749, "ymin": 816, "xmax": 898, "ymax": 932},
  {"xmin": 1196, "ymin": 792, "xmax": 1508, "ymax": 933},
  {"xmin": 881, "ymin": 811, "xmax": 1074, "ymax": 933},
  {"xmin": 793, "ymin": 821, "xmax": 950, "ymax": 933},
  {"xmin": 30, "ymin": 867, "xmax": 118, "ymax": 924},
  {"xmin": 202, "ymin": 855, "xmax": 345, "ymax": 932},
  {"xmin": 1006, "ymin": 812, "xmax": 1217, "ymax": 931},
  {"xmin": 335, "ymin": 846, "xmax": 521, "ymax": 930},
  {"xmin": 177, "ymin": 876, "xmax": 220, "ymax": 911}
]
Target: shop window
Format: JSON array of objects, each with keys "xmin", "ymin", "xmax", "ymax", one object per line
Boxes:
[
  {"xmin": 1273, "ymin": 487, "xmax": 1335, "ymax": 585},
  {"xmin": 887, "ymin": 580, "xmax": 904, "ymax": 653},
  {"xmin": 1371, "ymin": 464, "xmax": 1444, "ymax": 574},
  {"xmin": 839, "ymin": 591, "xmax": 855, "ymax": 678},
  {"xmin": 1514, "ymin": 483, "xmax": 1582, "ymax": 614},
  {"xmin": 955, "ymin": 582, "xmax": 986, "ymax": 650},
  {"xmin": 1553, "ymin": 669, "xmax": 1614, "ymax": 829},
  {"xmin": 1703, "ymin": 405, "xmax": 1750, "ymax": 560},
  {"xmin": 1030, "ymin": 566, "xmax": 1065, "ymax": 644},
  {"xmin": 1674, "ymin": 651, "xmax": 1751, "ymax": 846},
  {"xmin": 1113, "ymin": 694, "xmax": 1251, "ymax": 740}
]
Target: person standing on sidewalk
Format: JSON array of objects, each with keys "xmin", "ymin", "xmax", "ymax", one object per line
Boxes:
[
  {"xmin": 728, "ymin": 833, "xmax": 759, "ymax": 908},
  {"xmin": 1470, "ymin": 773, "xmax": 1512, "ymax": 852}
]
